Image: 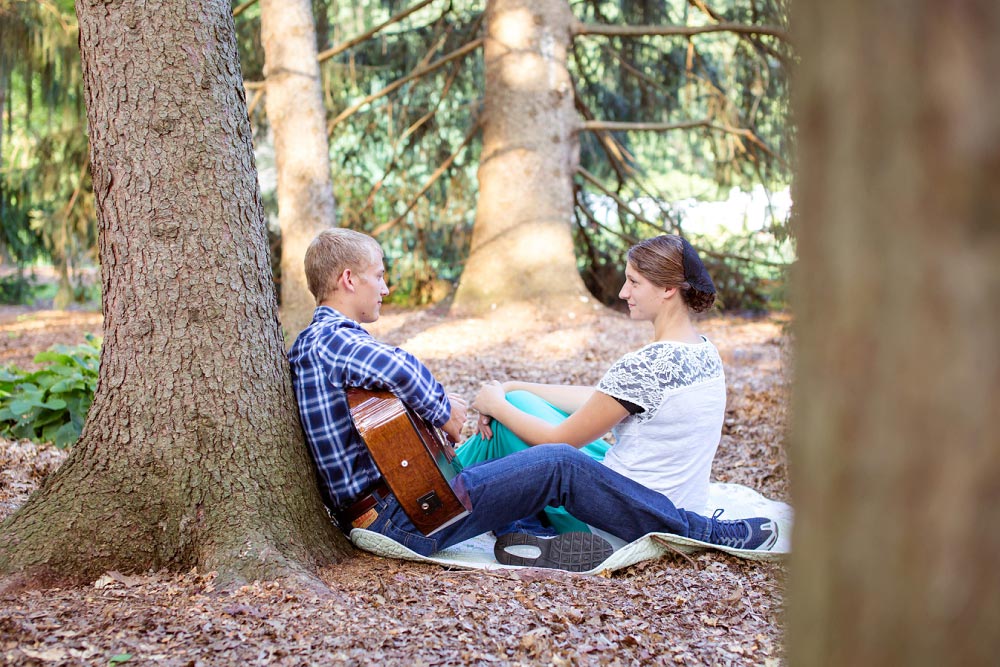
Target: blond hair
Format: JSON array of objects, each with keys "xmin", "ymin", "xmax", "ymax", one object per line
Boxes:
[{"xmin": 304, "ymin": 229, "xmax": 382, "ymax": 303}]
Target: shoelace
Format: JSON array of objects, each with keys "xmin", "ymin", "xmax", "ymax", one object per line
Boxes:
[{"xmin": 710, "ymin": 508, "xmax": 750, "ymax": 547}]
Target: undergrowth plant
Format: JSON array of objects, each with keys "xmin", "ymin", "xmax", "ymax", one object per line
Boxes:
[{"xmin": 0, "ymin": 334, "xmax": 101, "ymax": 447}]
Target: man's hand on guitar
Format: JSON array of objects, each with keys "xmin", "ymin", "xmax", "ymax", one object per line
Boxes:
[{"xmin": 441, "ymin": 393, "xmax": 467, "ymax": 444}]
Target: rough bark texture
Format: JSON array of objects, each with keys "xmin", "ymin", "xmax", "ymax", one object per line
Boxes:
[
  {"xmin": 452, "ymin": 0, "xmax": 591, "ymax": 315},
  {"xmin": 787, "ymin": 1, "xmax": 1000, "ymax": 665},
  {"xmin": 261, "ymin": 0, "xmax": 337, "ymax": 343},
  {"xmin": 0, "ymin": 0, "xmax": 347, "ymax": 590}
]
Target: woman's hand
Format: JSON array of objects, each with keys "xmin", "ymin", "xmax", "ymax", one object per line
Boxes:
[
  {"xmin": 476, "ymin": 413, "xmax": 493, "ymax": 440},
  {"xmin": 473, "ymin": 381, "xmax": 506, "ymax": 439},
  {"xmin": 472, "ymin": 380, "xmax": 506, "ymax": 416}
]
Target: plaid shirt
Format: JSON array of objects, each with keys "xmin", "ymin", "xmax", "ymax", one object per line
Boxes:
[{"xmin": 288, "ymin": 306, "xmax": 451, "ymax": 510}]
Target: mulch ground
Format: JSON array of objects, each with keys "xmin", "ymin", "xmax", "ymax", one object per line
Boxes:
[{"xmin": 0, "ymin": 303, "xmax": 791, "ymax": 666}]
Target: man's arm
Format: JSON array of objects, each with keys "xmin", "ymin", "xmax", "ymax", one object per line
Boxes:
[
  {"xmin": 341, "ymin": 332, "xmax": 453, "ymax": 430},
  {"xmin": 439, "ymin": 393, "xmax": 467, "ymax": 443}
]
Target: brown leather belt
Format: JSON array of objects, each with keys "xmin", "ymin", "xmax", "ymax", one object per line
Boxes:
[{"xmin": 337, "ymin": 479, "xmax": 391, "ymax": 531}]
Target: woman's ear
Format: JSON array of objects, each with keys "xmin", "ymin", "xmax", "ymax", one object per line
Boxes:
[{"xmin": 663, "ymin": 286, "xmax": 679, "ymax": 300}]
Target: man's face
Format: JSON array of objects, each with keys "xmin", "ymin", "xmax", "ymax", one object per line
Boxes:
[{"xmin": 353, "ymin": 257, "xmax": 389, "ymax": 323}]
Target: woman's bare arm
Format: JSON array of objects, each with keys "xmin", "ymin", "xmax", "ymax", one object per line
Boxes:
[
  {"xmin": 474, "ymin": 381, "xmax": 627, "ymax": 447},
  {"xmin": 500, "ymin": 381, "xmax": 596, "ymax": 414}
]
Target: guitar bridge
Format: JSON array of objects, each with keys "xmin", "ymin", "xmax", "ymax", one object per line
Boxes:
[{"xmin": 416, "ymin": 491, "xmax": 443, "ymax": 515}]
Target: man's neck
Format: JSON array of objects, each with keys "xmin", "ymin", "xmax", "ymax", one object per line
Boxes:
[{"xmin": 319, "ymin": 297, "xmax": 360, "ymax": 322}]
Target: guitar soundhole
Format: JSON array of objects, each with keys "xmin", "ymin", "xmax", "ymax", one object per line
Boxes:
[{"xmin": 417, "ymin": 491, "xmax": 442, "ymax": 515}]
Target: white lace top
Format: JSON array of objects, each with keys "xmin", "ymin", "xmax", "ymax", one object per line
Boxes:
[{"xmin": 596, "ymin": 337, "xmax": 725, "ymax": 513}]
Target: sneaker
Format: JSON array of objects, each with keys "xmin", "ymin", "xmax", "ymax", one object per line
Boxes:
[
  {"xmin": 493, "ymin": 531, "xmax": 614, "ymax": 572},
  {"xmin": 707, "ymin": 509, "xmax": 779, "ymax": 551}
]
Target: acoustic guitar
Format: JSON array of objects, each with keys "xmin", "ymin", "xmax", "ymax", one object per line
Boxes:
[{"xmin": 346, "ymin": 388, "xmax": 472, "ymax": 536}]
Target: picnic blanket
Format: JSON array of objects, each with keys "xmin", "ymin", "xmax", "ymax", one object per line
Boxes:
[{"xmin": 350, "ymin": 482, "xmax": 793, "ymax": 574}]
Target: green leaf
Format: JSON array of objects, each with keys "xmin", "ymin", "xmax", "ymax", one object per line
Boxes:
[
  {"xmin": 32, "ymin": 410, "xmax": 65, "ymax": 428},
  {"xmin": 32, "ymin": 351, "xmax": 75, "ymax": 366},
  {"xmin": 8, "ymin": 398, "xmax": 40, "ymax": 416},
  {"xmin": 51, "ymin": 421, "xmax": 81, "ymax": 448},
  {"xmin": 0, "ymin": 368, "xmax": 24, "ymax": 382},
  {"xmin": 108, "ymin": 654, "xmax": 132, "ymax": 666},
  {"xmin": 49, "ymin": 378, "xmax": 85, "ymax": 393}
]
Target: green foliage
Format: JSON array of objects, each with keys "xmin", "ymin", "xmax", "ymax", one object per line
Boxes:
[
  {"xmin": 695, "ymin": 231, "xmax": 793, "ymax": 313},
  {"xmin": 0, "ymin": 272, "xmax": 44, "ymax": 305},
  {"xmin": 1, "ymin": 1, "xmax": 95, "ymax": 285},
  {"xmin": 6, "ymin": 0, "xmax": 795, "ymax": 311},
  {"xmin": 0, "ymin": 333, "xmax": 101, "ymax": 448}
]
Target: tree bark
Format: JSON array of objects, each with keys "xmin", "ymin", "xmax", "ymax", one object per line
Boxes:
[
  {"xmin": 787, "ymin": 1, "xmax": 1000, "ymax": 665},
  {"xmin": 452, "ymin": 0, "xmax": 592, "ymax": 315},
  {"xmin": 0, "ymin": 0, "xmax": 347, "ymax": 591},
  {"xmin": 261, "ymin": 0, "xmax": 337, "ymax": 342}
]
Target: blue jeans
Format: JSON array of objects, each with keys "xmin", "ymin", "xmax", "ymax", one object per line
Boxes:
[
  {"xmin": 364, "ymin": 443, "xmax": 712, "ymax": 557},
  {"xmin": 456, "ymin": 390, "xmax": 611, "ymax": 535}
]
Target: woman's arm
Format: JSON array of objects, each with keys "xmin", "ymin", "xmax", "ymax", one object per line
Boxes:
[
  {"xmin": 474, "ymin": 381, "xmax": 628, "ymax": 448},
  {"xmin": 501, "ymin": 381, "xmax": 596, "ymax": 414}
]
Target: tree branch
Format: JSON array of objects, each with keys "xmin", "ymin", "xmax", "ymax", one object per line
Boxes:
[
  {"xmin": 580, "ymin": 119, "xmax": 712, "ymax": 132},
  {"xmin": 246, "ymin": 86, "xmax": 265, "ymax": 117},
  {"xmin": 570, "ymin": 75, "xmax": 633, "ymax": 183},
  {"xmin": 326, "ymin": 38, "xmax": 483, "ymax": 134},
  {"xmin": 579, "ymin": 118, "xmax": 788, "ymax": 169},
  {"xmin": 573, "ymin": 20, "xmax": 790, "ymax": 42},
  {"xmin": 359, "ymin": 56, "xmax": 466, "ymax": 215},
  {"xmin": 576, "ymin": 167, "xmax": 661, "ymax": 230},
  {"xmin": 370, "ymin": 120, "xmax": 481, "ymax": 237},
  {"xmin": 317, "ymin": 0, "xmax": 439, "ymax": 64},
  {"xmin": 575, "ymin": 191, "xmax": 640, "ymax": 246},
  {"xmin": 232, "ymin": 0, "xmax": 258, "ymax": 19}
]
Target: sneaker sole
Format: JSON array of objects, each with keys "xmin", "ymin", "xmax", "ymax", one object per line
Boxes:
[{"xmin": 493, "ymin": 532, "xmax": 614, "ymax": 572}]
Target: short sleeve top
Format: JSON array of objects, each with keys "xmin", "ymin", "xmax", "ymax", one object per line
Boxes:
[{"xmin": 596, "ymin": 337, "xmax": 726, "ymax": 513}]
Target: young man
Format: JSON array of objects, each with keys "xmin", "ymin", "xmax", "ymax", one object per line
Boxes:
[{"xmin": 288, "ymin": 229, "xmax": 777, "ymax": 571}]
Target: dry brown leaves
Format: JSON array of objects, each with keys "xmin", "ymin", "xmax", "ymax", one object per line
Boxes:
[{"xmin": 0, "ymin": 305, "xmax": 791, "ymax": 666}]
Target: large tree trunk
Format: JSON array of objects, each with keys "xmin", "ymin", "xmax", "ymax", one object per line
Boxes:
[
  {"xmin": 0, "ymin": 0, "xmax": 347, "ymax": 591},
  {"xmin": 452, "ymin": 0, "xmax": 591, "ymax": 315},
  {"xmin": 787, "ymin": 1, "xmax": 1000, "ymax": 665},
  {"xmin": 262, "ymin": 0, "xmax": 337, "ymax": 342}
]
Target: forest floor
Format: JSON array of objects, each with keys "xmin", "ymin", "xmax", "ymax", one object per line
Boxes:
[{"xmin": 0, "ymin": 301, "xmax": 792, "ymax": 666}]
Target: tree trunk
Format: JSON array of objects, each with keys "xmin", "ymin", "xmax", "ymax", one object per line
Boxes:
[
  {"xmin": 787, "ymin": 1, "xmax": 1000, "ymax": 665},
  {"xmin": 0, "ymin": 0, "xmax": 347, "ymax": 591},
  {"xmin": 261, "ymin": 0, "xmax": 337, "ymax": 342},
  {"xmin": 452, "ymin": 0, "xmax": 591, "ymax": 315}
]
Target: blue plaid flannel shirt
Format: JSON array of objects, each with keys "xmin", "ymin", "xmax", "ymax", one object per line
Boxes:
[{"xmin": 288, "ymin": 306, "xmax": 451, "ymax": 510}]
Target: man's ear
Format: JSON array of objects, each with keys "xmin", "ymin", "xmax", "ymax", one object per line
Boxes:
[{"xmin": 338, "ymin": 269, "xmax": 355, "ymax": 292}]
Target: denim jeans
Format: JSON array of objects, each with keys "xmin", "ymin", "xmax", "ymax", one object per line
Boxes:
[{"xmin": 364, "ymin": 443, "xmax": 712, "ymax": 557}]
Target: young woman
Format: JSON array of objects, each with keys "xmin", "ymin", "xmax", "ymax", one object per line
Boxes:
[{"xmin": 459, "ymin": 234, "xmax": 726, "ymax": 534}]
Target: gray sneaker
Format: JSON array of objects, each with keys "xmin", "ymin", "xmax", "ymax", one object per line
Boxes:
[{"xmin": 493, "ymin": 531, "xmax": 614, "ymax": 571}]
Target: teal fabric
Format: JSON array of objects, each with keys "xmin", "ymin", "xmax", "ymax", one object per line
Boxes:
[{"xmin": 455, "ymin": 390, "xmax": 611, "ymax": 534}]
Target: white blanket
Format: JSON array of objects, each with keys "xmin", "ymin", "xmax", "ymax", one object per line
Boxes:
[{"xmin": 350, "ymin": 483, "xmax": 793, "ymax": 574}]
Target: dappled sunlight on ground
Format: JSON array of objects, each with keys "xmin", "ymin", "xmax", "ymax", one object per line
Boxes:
[
  {"xmin": 0, "ymin": 308, "xmax": 102, "ymax": 369},
  {"xmin": 1, "ymin": 304, "xmax": 792, "ymax": 665}
]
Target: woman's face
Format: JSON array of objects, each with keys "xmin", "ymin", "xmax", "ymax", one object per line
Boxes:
[{"xmin": 618, "ymin": 261, "xmax": 670, "ymax": 321}]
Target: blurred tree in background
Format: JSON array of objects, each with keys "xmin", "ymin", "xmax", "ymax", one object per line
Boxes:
[
  {"xmin": 1, "ymin": 0, "xmax": 95, "ymax": 307},
  {"xmin": 0, "ymin": 0, "xmax": 793, "ymax": 312}
]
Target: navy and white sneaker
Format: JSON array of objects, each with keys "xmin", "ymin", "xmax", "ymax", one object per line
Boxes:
[
  {"xmin": 493, "ymin": 531, "xmax": 614, "ymax": 572},
  {"xmin": 707, "ymin": 509, "xmax": 779, "ymax": 551}
]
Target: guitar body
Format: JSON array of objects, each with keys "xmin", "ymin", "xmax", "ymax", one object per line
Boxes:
[{"xmin": 346, "ymin": 388, "xmax": 472, "ymax": 536}]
